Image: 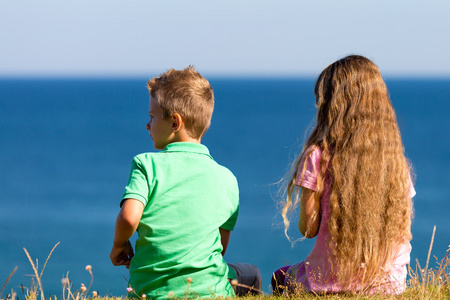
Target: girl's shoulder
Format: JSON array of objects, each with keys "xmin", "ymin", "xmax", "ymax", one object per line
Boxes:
[
  {"xmin": 302, "ymin": 144, "xmax": 323, "ymax": 162},
  {"xmin": 296, "ymin": 145, "xmax": 324, "ymax": 186}
]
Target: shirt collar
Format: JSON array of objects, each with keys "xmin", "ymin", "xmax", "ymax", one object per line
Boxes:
[{"xmin": 163, "ymin": 142, "xmax": 212, "ymax": 159}]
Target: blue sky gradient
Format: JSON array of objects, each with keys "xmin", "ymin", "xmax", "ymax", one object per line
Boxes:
[{"xmin": 1, "ymin": 0, "xmax": 449, "ymax": 77}]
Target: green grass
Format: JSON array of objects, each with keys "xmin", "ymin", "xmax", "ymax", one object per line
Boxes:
[{"xmin": 2, "ymin": 227, "xmax": 449, "ymax": 300}]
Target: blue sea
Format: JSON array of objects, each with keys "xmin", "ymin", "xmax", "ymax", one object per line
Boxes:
[{"xmin": 1, "ymin": 78, "xmax": 449, "ymax": 297}]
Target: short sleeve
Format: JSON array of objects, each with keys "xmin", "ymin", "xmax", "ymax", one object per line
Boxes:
[
  {"xmin": 220, "ymin": 206, "xmax": 239, "ymax": 231},
  {"xmin": 219, "ymin": 175, "xmax": 240, "ymax": 231},
  {"xmin": 121, "ymin": 156, "xmax": 151, "ymax": 207},
  {"xmin": 295, "ymin": 146, "xmax": 322, "ymax": 191}
]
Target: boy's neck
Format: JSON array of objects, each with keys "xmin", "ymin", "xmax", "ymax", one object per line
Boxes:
[{"xmin": 170, "ymin": 131, "xmax": 201, "ymax": 145}]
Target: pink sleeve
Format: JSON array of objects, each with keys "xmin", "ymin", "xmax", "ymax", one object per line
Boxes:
[{"xmin": 295, "ymin": 146, "xmax": 322, "ymax": 191}]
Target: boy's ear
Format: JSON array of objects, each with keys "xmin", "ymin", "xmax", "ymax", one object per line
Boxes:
[{"xmin": 171, "ymin": 113, "xmax": 183, "ymax": 132}]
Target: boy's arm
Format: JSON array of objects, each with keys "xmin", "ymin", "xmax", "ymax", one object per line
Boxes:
[
  {"xmin": 219, "ymin": 228, "xmax": 231, "ymax": 256},
  {"xmin": 110, "ymin": 199, "xmax": 144, "ymax": 268}
]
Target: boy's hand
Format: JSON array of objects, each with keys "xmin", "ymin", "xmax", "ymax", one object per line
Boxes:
[
  {"xmin": 110, "ymin": 240, "xmax": 134, "ymax": 269},
  {"xmin": 110, "ymin": 199, "xmax": 143, "ymax": 269}
]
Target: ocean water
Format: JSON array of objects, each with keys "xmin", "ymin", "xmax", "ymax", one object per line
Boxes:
[{"xmin": 0, "ymin": 78, "xmax": 449, "ymax": 297}]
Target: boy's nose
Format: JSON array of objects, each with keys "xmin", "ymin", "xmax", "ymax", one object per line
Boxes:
[{"xmin": 146, "ymin": 122, "xmax": 150, "ymax": 131}]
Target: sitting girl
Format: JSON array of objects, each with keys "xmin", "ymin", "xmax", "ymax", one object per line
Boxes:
[{"xmin": 272, "ymin": 55, "xmax": 415, "ymax": 295}]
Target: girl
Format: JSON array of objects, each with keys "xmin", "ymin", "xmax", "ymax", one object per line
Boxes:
[{"xmin": 272, "ymin": 55, "xmax": 415, "ymax": 295}]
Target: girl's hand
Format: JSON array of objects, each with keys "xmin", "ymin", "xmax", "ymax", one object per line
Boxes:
[{"xmin": 110, "ymin": 240, "xmax": 134, "ymax": 269}]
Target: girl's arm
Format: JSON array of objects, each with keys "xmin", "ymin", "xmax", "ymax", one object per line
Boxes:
[
  {"xmin": 110, "ymin": 199, "xmax": 144, "ymax": 268},
  {"xmin": 298, "ymin": 187, "xmax": 320, "ymax": 238}
]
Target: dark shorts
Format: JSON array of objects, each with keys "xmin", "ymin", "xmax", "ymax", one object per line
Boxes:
[{"xmin": 228, "ymin": 262, "xmax": 261, "ymax": 296}]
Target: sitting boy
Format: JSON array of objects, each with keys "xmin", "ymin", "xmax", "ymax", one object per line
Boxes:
[{"xmin": 110, "ymin": 66, "xmax": 261, "ymax": 299}]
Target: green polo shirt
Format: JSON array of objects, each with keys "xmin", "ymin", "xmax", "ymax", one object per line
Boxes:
[{"xmin": 122, "ymin": 142, "xmax": 239, "ymax": 299}]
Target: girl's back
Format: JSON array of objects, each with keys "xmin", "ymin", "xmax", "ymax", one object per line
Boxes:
[{"xmin": 274, "ymin": 55, "xmax": 415, "ymax": 294}]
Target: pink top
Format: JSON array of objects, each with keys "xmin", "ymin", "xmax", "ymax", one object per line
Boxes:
[{"xmin": 287, "ymin": 146, "xmax": 415, "ymax": 294}]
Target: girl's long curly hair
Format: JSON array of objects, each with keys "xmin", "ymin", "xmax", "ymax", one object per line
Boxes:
[{"xmin": 282, "ymin": 55, "xmax": 414, "ymax": 289}]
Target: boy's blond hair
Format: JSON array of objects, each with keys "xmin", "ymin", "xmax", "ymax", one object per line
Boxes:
[{"xmin": 147, "ymin": 66, "xmax": 214, "ymax": 139}]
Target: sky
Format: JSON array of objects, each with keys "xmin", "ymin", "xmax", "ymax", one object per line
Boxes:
[{"xmin": 1, "ymin": 0, "xmax": 450, "ymax": 78}]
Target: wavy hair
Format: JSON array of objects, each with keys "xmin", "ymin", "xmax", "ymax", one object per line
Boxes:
[{"xmin": 281, "ymin": 55, "xmax": 414, "ymax": 289}]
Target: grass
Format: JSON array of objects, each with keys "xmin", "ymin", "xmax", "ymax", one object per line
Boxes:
[{"xmin": 1, "ymin": 227, "xmax": 449, "ymax": 300}]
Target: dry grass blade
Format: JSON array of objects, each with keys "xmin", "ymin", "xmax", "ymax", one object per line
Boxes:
[
  {"xmin": 40, "ymin": 242, "xmax": 60, "ymax": 278},
  {"xmin": 21, "ymin": 242, "xmax": 60, "ymax": 300},
  {"xmin": 424, "ymin": 226, "xmax": 436, "ymax": 276},
  {"xmin": 0, "ymin": 266, "xmax": 18, "ymax": 299},
  {"xmin": 23, "ymin": 247, "xmax": 45, "ymax": 300},
  {"xmin": 421, "ymin": 225, "xmax": 436, "ymax": 299}
]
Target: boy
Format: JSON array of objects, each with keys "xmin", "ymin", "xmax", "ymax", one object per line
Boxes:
[{"xmin": 110, "ymin": 67, "xmax": 260, "ymax": 299}]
